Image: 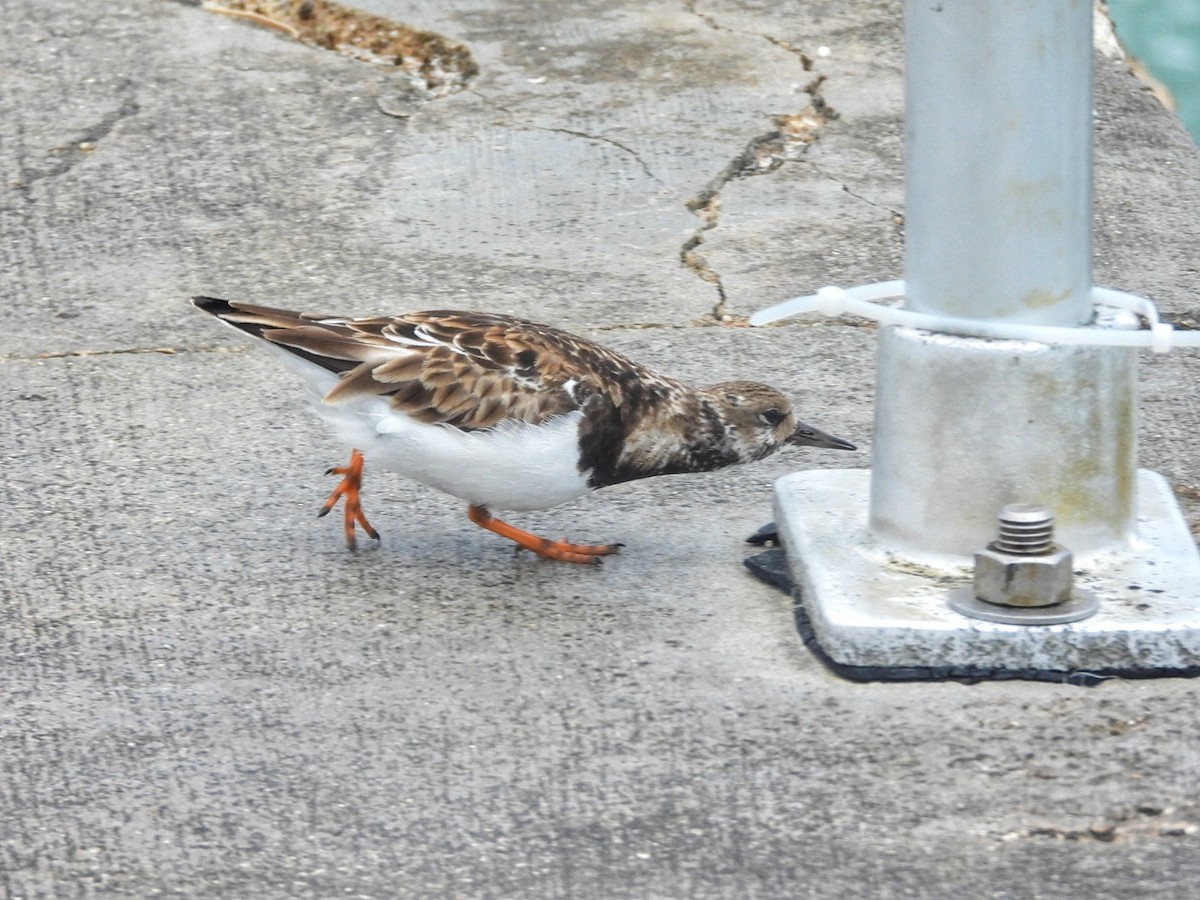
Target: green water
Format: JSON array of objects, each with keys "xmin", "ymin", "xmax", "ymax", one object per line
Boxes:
[{"xmin": 1108, "ymin": 0, "xmax": 1200, "ymax": 143}]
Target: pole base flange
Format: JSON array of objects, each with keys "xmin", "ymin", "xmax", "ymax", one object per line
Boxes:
[{"xmin": 774, "ymin": 468, "xmax": 1200, "ymax": 677}]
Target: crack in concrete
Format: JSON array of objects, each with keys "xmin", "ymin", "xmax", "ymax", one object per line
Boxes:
[
  {"xmin": 533, "ymin": 127, "xmax": 661, "ymax": 183},
  {"xmin": 681, "ymin": 77, "xmax": 836, "ymax": 320},
  {"xmin": 590, "ymin": 321, "xmax": 692, "ymax": 332},
  {"xmin": 1009, "ymin": 803, "xmax": 1198, "ymax": 843},
  {"xmin": 679, "ymin": 196, "xmax": 727, "ymax": 315},
  {"xmin": 685, "ymin": 0, "xmax": 814, "ymax": 70},
  {"xmin": 463, "ymin": 95, "xmax": 661, "ymax": 182},
  {"xmin": 11, "ymin": 92, "xmax": 139, "ymax": 190},
  {"xmin": 680, "ymin": 1, "xmax": 839, "ymax": 320},
  {"xmin": 684, "ymin": 0, "xmax": 718, "ymax": 29},
  {"xmin": 1, "ymin": 345, "xmax": 250, "ymax": 363},
  {"xmin": 761, "ymin": 34, "xmax": 815, "ymax": 72},
  {"xmin": 808, "ymin": 161, "xmax": 906, "ymax": 228}
]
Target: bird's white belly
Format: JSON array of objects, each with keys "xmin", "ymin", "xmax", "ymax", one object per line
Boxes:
[
  {"xmin": 264, "ymin": 347, "xmax": 592, "ymax": 510},
  {"xmin": 319, "ymin": 398, "xmax": 592, "ymax": 511}
]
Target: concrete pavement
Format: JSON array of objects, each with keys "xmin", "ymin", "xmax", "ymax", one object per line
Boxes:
[{"xmin": 3, "ymin": 0, "xmax": 1200, "ymax": 896}]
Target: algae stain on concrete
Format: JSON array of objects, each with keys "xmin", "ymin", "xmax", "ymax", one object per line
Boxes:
[{"xmin": 201, "ymin": 0, "xmax": 478, "ymax": 94}]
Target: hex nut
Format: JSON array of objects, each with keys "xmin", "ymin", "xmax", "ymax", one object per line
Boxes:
[{"xmin": 973, "ymin": 543, "xmax": 1074, "ymax": 608}]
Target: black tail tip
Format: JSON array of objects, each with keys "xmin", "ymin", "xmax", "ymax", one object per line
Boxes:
[{"xmin": 191, "ymin": 296, "xmax": 236, "ymax": 317}]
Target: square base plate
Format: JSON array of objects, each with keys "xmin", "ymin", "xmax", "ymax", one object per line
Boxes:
[{"xmin": 775, "ymin": 469, "xmax": 1200, "ymax": 674}]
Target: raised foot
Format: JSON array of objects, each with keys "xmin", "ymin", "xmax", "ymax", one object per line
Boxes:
[
  {"xmin": 466, "ymin": 505, "xmax": 622, "ymax": 565},
  {"xmin": 318, "ymin": 448, "xmax": 380, "ymax": 552}
]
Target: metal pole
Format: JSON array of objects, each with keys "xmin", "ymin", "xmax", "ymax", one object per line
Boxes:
[
  {"xmin": 868, "ymin": 0, "xmax": 1137, "ymax": 558},
  {"xmin": 904, "ymin": 0, "xmax": 1095, "ymax": 326}
]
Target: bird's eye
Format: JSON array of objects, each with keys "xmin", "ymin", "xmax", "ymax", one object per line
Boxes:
[{"xmin": 760, "ymin": 408, "xmax": 784, "ymax": 427}]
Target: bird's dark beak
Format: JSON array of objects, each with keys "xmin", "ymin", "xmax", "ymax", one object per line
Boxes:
[{"xmin": 787, "ymin": 421, "xmax": 857, "ymax": 451}]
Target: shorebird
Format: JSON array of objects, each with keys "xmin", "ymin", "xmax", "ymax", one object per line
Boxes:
[{"xmin": 192, "ymin": 297, "xmax": 856, "ymax": 563}]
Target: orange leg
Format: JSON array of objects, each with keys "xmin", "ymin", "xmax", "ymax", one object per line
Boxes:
[
  {"xmin": 317, "ymin": 448, "xmax": 380, "ymax": 551},
  {"xmin": 466, "ymin": 505, "xmax": 622, "ymax": 565}
]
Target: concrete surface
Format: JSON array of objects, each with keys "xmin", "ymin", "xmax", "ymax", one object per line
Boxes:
[{"xmin": 3, "ymin": 0, "xmax": 1200, "ymax": 897}]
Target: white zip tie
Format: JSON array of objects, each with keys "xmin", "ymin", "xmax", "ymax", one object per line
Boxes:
[{"xmin": 749, "ymin": 281, "xmax": 1198, "ymax": 354}]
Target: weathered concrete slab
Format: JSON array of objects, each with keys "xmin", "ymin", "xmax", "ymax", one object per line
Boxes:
[{"xmin": 3, "ymin": 0, "xmax": 1200, "ymax": 896}]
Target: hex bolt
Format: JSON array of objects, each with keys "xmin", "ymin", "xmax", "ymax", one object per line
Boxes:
[
  {"xmin": 948, "ymin": 503, "xmax": 1098, "ymax": 625},
  {"xmin": 974, "ymin": 504, "xmax": 1072, "ymax": 609}
]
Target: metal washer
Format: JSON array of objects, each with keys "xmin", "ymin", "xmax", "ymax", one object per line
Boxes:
[{"xmin": 948, "ymin": 587, "xmax": 1100, "ymax": 626}]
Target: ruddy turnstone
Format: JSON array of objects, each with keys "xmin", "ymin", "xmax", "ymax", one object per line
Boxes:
[{"xmin": 192, "ymin": 297, "xmax": 856, "ymax": 563}]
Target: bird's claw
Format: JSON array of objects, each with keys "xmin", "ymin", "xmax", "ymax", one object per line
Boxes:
[{"xmin": 319, "ymin": 449, "xmax": 379, "ymax": 551}]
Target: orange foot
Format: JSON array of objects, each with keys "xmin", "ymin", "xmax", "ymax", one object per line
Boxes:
[
  {"xmin": 318, "ymin": 448, "xmax": 380, "ymax": 551},
  {"xmin": 467, "ymin": 505, "xmax": 622, "ymax": 565}
]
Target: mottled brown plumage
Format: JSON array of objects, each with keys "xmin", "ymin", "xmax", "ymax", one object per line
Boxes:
[
  {"xmin": 204, "ymin": 301, "xmax": 679, "ymax": 437},
  {"xmin": 192, "ymin": 296, "xmax": 856, "ymax": 561}
]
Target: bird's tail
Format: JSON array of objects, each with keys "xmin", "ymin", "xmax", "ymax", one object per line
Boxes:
[
  {"xmin": 190, "ymin": 296, "xmax": 326, "ymax": 340},
  {"xmin": 190, "ymin": 296, "xmax": 387, "ymax": 376}
]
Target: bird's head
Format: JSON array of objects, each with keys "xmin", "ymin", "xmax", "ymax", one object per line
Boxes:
[{"xmin": 700, "ymin": 381, "xmax": 856, "ymax": 463}]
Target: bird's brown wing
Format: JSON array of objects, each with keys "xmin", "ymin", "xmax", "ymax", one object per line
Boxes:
[{"xmin": 201, "ymin": 300, "xmax": 673, "ymax": 431}]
